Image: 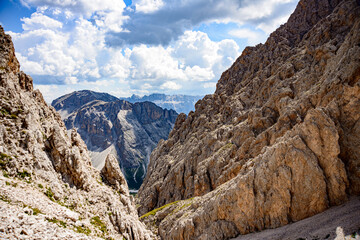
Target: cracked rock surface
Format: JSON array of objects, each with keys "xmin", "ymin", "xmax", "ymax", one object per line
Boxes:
[
  {"xmin": 138, "ymin": 0, "xmax": 360, "ymax": 239},
  {"xmin": 0, "ymin": 25, "xmax": 154, "ymax": 240}
]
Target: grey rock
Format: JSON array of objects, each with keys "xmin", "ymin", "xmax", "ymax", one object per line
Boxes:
[
  {"xmin": 0, "ymin": 25, "xmax": 154, "ymax": 240},
  {"xmin": 52, "ymin": 91, "xmax": 178, "ymax": 189}
]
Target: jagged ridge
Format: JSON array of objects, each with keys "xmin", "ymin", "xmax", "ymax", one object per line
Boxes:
[
  {"xmin": 52, "ymin": 90, "xmax": 178, "ymax": 189},
  {"xmin": 0, "ymin": 26, "xmax": 153, "ymax": 239},
  {"xmin": 137, "ymin": 0, "xmax": 360, "ymax": 239}
]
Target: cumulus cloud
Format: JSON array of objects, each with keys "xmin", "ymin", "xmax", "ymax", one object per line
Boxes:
[
  {"xmin": 106, "ymin": 0, "xmax": 298, "ymax": 47},
  {"xmin": 21, "ymin": 12, "xmax": 63, "ymax": 30},
  {"xmin": 228, "ymin": 28, "xmax": 267, "ymax": 46},
  {"xmin": 21, "ymin": 0, "xmax": 126, "ymax": 18},
  {"xmin": 10, "ymin": 0, "xmax": 299, "ymax": 101},
  {"xmin": 160, "ymin": 81, "xmax": 181, "ymax": 90},
  {"xmin": 134, "ymin": 0, "xmax": 164, "ymax": 13}
]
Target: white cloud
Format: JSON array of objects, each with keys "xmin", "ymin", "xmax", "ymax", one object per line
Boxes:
[
  {"xmin": 203, "ymin": 82, "xmax": 216, "ymax": 88},
  {"xmin": 11, "ymin": 0, "xmax": 299, "ymax": 101},
  {"xmin": 228, "ymin": 28, "xmax": 267, "ymax": 46},
  {"xmin": 21, "ymin": 12, "xmax": 63, "ymax": 31},
  {"xmin": 129, "ymin": 45, "xmax": 185, "ymax": 81},
  {"xmin": 65, "ymin": 76, "xmax": 78, "ymax": 84},
  {"xmin": 184, "ymin": 66, "xmax": 214, "ymax": 82},
  {"xmin": 106, "ymin": 0, "xmax": 298, "ymax": 46},
  {"xmin": 21, "ymin": 0, "xmax": 126, "ymax": 18},
  {"xmin": 160, "ymin": 81, "xmax": 181, "ymax": 90},
  {"xmin": 134, "ymin": 0, "xmax": 164, "ymax": 13}
]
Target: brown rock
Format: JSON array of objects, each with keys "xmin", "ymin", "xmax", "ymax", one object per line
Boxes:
[
  {"xmin": 138, "ymin": 0, "xmax": 360, "ymax": 239},
  {"xmin": 101, "ymin": 154, "xmax": 129, "ymax": 195},
  {"xmin": 0, "ymin": 25, "xmax": 153, "ymax": 239}
]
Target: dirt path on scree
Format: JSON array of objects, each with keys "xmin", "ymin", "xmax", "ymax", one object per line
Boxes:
[{"xmin": 233, "ymin": 196, "xmax": 360, "ymax": 240}]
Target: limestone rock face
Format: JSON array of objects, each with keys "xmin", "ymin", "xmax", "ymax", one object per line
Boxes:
[
  {"xmin": 138, "ymin": 0, "xmax": 360, "ymax": 239},
  {"xmin": 52, "ymin": 90, "xmax": 178, "ymax": 189},
  {"xmin": 101, "ymin": 154, "xmax": 129, "ymax": 195},
  {"xmin": 0, "ymin": 26, "xmax": 153, "ymax": 240}
]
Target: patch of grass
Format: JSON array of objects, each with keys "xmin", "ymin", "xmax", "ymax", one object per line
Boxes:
[
  {"xmin": 17, "ymin": 170, "xmax": 32, "ymax": 183},
  {"xmin": 139, "ymin": 200, "xmax": 181, "ymax": 220},
  {"xmin": 0, "ymin": 108, "xmax": 10, "ymax": 116},
  {"xmin": 2, "ymin": 170, "xmax": 9, "ymax": 178},
  {"xmin": 31, "ymin": 207, "xmax": 42, "ymax": 215},
  {"xmin": 38, "ymin": 183, "xmax": 43, "ymax": 189},
  {"xmin": 46, "ymin": 217, "xmax": 67, "ymax": 228},
  {"xmin": 0, "ymin": 194, "xmax": 11, "ymax": 203},
  {"xmin": 5, "ymin": 181, "xmax": 17, "ymax": 187},
  {"xmin": 24, "ymin": 206, "xmax": 42, "ymax": 216},
  {"xmin": 41, "ymin": 132, "xmax": 47, "ymax": 140},
  {"xmin": 220, "ymin": 142, "xmax": 233, "ymax": 152},
  {"xmin": 74, "ymin": 225, "xmax": 91, "ymax": 235},
  {"xmin": 17, "ymin": 170, "xmax": 31, "ymax": 179},
  {"xmin": 9, "ymin": 114, "xmax": 18, "ymax": 119},
  {"xmin": 0, "ymin": 152, "xmax": 11, "ymax": 170},
  {"xmin": 45, "ymin": 187, "xmax": 55, "ymax": 201},
  {"xmin": 90, "ymin": 216, "xmax": 107, "ymax": 233},
  {"xmin": 0, "ymin": 152, "xmax": 11, "ymax": 160}
]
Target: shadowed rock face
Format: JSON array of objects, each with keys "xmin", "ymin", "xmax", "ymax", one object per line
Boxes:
[
  {"xmin": 52, "ymin": 91, "xmax": 178, "ymax": 189},
  {"xmin": 137, "ymin": 0, "xmax": 360, "ymax": 239},
  {"xmin": 0, "ymin": 26, "xmax": 153, "ymax": 239}
]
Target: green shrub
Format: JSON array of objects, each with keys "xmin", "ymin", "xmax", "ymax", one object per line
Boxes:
[
  {"xmin": 90, "ymin": 216, "xmax": 107, "ymax": 233},
  {"xmin": 46, "ymin": 218, "xmax": 67, "ymax": 228},
  {"xmin": 17, "ymin": 170, "xmax": 31, "ymax": 179},
  {"xmin": 45, "ymin": 187, "xmax": 55, "ymax": 201},
  {"xmin": 74, "ymin": 225, "xmax": 91, "ymax": 235}
]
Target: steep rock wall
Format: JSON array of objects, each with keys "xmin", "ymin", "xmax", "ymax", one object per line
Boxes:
[
  {"xmin": 0, "ymin": 26, "xmax": 153, "ymax": 239},
  {"xmin": 138, "ymin": 0, "xmax": 360, "ymax": 239}
]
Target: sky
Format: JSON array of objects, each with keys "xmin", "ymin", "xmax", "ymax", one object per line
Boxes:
[{"xmin": 0, "ymin": 0, "xmax": 298, "ymax": 103}]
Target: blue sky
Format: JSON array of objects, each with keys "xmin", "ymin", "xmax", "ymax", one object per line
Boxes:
[{"xmin": 0, "ymin": 0, "xmax": 298, "ymax": 102}]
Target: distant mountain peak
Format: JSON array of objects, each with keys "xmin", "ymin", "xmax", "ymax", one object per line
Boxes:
[
  {"xmin": 52, "ymin": 90, "xmax": 178, "ymax": 189},
  {"xmin": 122, "ymin": 93, "xmax": 203, "ymax": 114}
]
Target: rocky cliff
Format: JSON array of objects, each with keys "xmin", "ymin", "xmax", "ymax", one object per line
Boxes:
[
  {"xmin": 122, "ymin": 93, "xmax": 202, "ymax": 114},
  {"xmin": 52, "ymin": 90, "xmax": 178, "ymax": 189},
  {"xmin": 0, "ymin": 26, "xmax": 153, "ymax": 239},
  {"xmin": 137, "ymin": 0, "xmax": 360, "ymax": 239}
]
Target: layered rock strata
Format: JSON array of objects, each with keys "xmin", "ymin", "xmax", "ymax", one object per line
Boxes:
[
  {"xmin": 138, "ymin": 0, "xmax": 360, "ymax": 239},
  {"xmin": 0, "ymin": 26, "xmax": 153, "ymax": 239},
  {"xmin": 52, "ymin": 90, "xmax": 178, "ymax": 189}
]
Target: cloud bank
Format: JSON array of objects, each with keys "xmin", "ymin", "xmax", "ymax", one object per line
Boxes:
[{"xmin": 8, "ymin": 0, "xmax": 298, "ymax": 102}]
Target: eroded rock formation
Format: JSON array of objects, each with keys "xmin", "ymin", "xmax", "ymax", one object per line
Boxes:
[
  {"xmin": 138, "ymin": 0, "xmax": 360, "ymax": 239},
  {"xmin": 52, "ymin": 90, "xmax": 178, "ymax": 189},
  {"xmin": 0, "ymin": 26, "xmax": 153, "ymax": 239}
]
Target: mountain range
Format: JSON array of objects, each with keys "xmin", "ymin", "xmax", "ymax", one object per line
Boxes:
[
  {"xmin": 52, "ymin": 90, "xmax": 178, "ymax": 189},
  {"xmin": 1, "ymin": 0, "xmax": 360, "ymax": 239},
  {"xmin": 121, "ymin": 93, "xmax": 202, "ymax": 114}
]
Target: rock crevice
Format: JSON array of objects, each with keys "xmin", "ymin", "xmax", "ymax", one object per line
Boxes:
[{"xmin": 138, "ymin": 0, "xmax": 360, "ymax": 239}]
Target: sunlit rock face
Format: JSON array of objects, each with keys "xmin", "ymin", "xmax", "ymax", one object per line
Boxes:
[
  {"xmin": 52, "ymin": 90, "xmax": 178, "ymax": 189},
  {"xmin": 0, "ymin": 26, "xmax": 154, "ymax": 239},
  {"xmin": 137, "ymin": 0, "xmax": 360, "ymax": 239}
]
